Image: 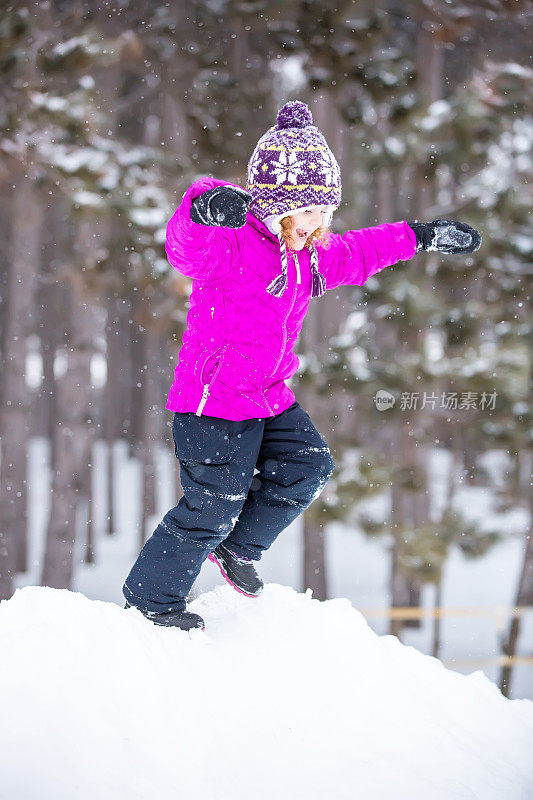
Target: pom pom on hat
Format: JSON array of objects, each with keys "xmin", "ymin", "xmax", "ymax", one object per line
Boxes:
[{"xmin": 275, "ymin": 100, "xmax": 313, "ymax": 130}]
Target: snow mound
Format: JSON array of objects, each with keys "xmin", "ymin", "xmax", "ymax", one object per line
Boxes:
[{"xmin": 1, "ymin": 584, "xmax": 532, "ymax": 800}]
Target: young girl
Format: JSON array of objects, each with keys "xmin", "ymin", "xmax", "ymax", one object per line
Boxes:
[{"xmin": 123, "ymin": 100, "xmax": 480, "ymax": 630}]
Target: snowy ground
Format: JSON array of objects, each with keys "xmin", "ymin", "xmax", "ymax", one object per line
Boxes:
[
  {"xmin": 18, "ymin": 436, "xmax": 533, "ymax": 699},
  {"xmin": 1, "ymin": 583, "xmax": 532, "ymax": 800}
]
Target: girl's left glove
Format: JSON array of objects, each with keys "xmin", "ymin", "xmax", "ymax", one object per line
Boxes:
[{"xmin": 408, "ymin": 219, "xmax": 482, "ymax": 254}]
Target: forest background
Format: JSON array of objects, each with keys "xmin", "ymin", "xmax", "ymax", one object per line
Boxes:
[{"xmin": 0, "ymin": 0, "xmax": 531, "ymax": 698}]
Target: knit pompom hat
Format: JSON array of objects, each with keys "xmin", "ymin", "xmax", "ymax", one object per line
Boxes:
[{"xmin": 246, "ymin": 100, "xmax": 342, "ymax": 299}]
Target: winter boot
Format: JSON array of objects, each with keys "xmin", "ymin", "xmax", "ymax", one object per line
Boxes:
[
  {"xmin": 208, "ymin": 541, "xmax": 264, "ymax": 597},
  {"xmin": 124, "ymin": 601, "xmax": 205, "ymax": 631}
]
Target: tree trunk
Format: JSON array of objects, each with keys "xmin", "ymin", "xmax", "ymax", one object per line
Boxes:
[
  {"xmin": 41, "ymin": 221, "xmax": 97, "ymax": 589},
  {"xmin": 302, "ymin": 515, "xmax": 328, "ymax": 601},
  {"xmin": 500, "ymin": 474, "xmax": 533, "ymax": 697},
  {"xmin": 389, "ymin": 416, "xmax": 417, "ymax": 637},
  {"xmin": 117, "ymin": 293, "xmax": 133, "ymax": 442},
  {"xmin": 41, "ymin": 324, "xmax": 91, "ymax": 587},
  {"xmin": 82, "ymin": 445, "xmax": 95, "ymax": 565},
  {"xmin": 35, "ymin": 201, "xmax": 63, "ymax": 448},
  {"xmin": 138, "ymin": 320, "xmax": 159, "ymax": 547},
  {"xmin": 104, "ymin": 293, "xmax": 123, "ymax": 535},
  {"xmin": 0, "ymin": 166, "xmax": 41, "ymax": 597},
  {"xmin": 431, "ymin": 441, "xmax": 461, "ymax": 658},
  {"xmin": 128, "ymin": 289, "xmax": 144, "ymax": 457},
  {"xmin": 105, "ymin": 439, "xmax": 116, "ymax": 536},
  {"xmin": 389, "ymin": 540, "xmax": 408, "ymax": 640},
  {"xmin": 432, "ymin": 579, "xmax": 443, "ymax": 658}
]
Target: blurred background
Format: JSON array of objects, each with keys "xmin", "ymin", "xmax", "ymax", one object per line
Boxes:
[{"xmin": 0, "ymin": 0, "xmax": 531, "ymax": 698}]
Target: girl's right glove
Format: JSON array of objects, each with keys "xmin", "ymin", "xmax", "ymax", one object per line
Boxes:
[
  {"xmin": 190, "ymin": 186, "xmax": 252, "ymax": 228},
  {"xmin": 408, "ymin": 219, "xmax": 482, "ymax": 254}
]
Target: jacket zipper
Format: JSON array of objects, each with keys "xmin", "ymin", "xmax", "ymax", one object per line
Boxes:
[
  {"xmin": 195, "ymin": 345, "xmax": 226, "ymax": 416},
  {"xmin": 294, "ymin": 251, "xmax": 301, "ymax": 285},
  {"xmin": 196, "ymin": 253, "xmax": 301, "ymax": 418}
]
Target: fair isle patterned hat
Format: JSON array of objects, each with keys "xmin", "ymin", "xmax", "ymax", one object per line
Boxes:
[{"xmin": 246, "ymin": 100, "xmax": 342, "ymax": 299}]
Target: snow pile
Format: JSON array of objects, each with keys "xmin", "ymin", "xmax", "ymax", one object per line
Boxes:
[{"xmin": 1, "ymin": 585, "xmax": 532, "ymax": 800}]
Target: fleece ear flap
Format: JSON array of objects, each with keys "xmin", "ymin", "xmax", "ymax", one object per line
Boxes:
[
  {"xmin": 264, "ymin": 204, "xmax": 337, "ymax": 236},
  {"xmin": 322, "ymin": 205, "xmax": 337, "ymax": 229}
]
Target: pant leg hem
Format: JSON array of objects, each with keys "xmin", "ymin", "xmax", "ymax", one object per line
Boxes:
[
  {"xmin": 219, "ymin": 540, "xmax": 263, "ymax": 561},
  {"xmin": 123, "ymin": 583, "xmax": 186, "ymax": 615}
]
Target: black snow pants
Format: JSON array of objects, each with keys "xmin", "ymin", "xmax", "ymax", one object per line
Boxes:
[{"xmin": 122, "ymin": 401, "xmax": 335, "ymax": 614}]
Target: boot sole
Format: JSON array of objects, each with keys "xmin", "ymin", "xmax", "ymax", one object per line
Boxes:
[
  {"xmin": 151, "ymin": 617, "xmax": 205, "ymax": 631},
  {"xmin": 207, "ymin": 553, "xmax": 262, "ymax": 598},
  {"xmin": 125, "ymin": 601, "xmax": 204, "ymax": 630}
]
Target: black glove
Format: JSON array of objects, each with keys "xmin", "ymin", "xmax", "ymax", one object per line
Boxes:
[
  {"xmin": 190, "ymin": 186, "xmax": 252, "ymax": 228},
  {"xmin": 408, "ymin": 219, "xmax": 482, "ymax": 254}
]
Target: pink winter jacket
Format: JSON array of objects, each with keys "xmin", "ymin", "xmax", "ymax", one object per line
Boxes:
[{"xmin": 165, "ymin": 176, "xmax": 418, "ymax": 421}]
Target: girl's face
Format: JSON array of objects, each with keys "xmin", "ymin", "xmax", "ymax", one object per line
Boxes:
[{"xmin": 288, "ymin": 206, "xmax": 328, "ymax": 250}]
